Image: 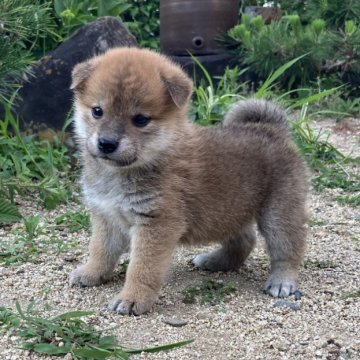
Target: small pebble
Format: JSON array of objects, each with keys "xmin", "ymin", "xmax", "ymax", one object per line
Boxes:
[
  {"xmin": 293, "ymin": 290, "xmax": 303, "ymax": 300},
  {"xmin": 272, "ymin": 300, "xmax": 301, "ymax": 311},
  {"xmin": 162, "ymin": 317, "xmax": 188, "ymax": 327},
  {"xmin": 63, "ymin": 254, "xmax": 77, "ymax": 262}
]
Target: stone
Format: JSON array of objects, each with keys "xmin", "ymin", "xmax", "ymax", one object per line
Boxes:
[
  {"xmin": 1, "ymin": 16, "xmax": 137, "ymax": 131},
  {"xmin": 162, "ymin": 317, "xmax": 188, "ymax": 327},
  {"xmin": 272, "ymin": 300, "xmax": 301, "ymax": 311}
]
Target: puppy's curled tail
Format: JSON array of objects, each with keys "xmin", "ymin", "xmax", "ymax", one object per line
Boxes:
[{"xmin": 223, "ymin": 99, "xmax": 290, "ymax": 135}]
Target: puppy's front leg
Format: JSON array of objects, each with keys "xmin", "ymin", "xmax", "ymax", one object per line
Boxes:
[
  {"xmin": 108, "ymin": 221, "xmax": 184, "ymax": 315},
  {"xmin": 70, "ymin": 211, "xmax": 127, "ymax": 287}
]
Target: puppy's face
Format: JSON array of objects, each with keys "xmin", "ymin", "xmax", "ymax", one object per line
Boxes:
[{"xmin": 71, "ymin": 48, "xmax": 193, "ymax": 168}]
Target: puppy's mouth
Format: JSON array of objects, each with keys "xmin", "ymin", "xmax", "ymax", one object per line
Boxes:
[{"xmin": 95, "ymin": 154, "xmax": 137, "ymax": 167}]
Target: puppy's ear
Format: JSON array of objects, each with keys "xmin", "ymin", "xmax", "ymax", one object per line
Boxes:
[
  {"xmin": 70, "ymin": 58, "xmax": 99, "ymax": 91},
  {"xmin": 160, "ymin": 70, "xmax": 193, "ymax": 108}
]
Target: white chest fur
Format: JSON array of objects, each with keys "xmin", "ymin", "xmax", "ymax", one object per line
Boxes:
[{"xmin": 82, "ymin": 168, "xmax": 159, "ymax": 233}]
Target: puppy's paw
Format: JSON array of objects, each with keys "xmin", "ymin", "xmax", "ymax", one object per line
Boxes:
[
  {"xmin": 263, "ymin": 273, "xmax": 299, "ymax": 298},
  {"xmin": 107, "ymin": 295, "xmax": 154, "ymax": 316},
  {"xmin": 69, "ymin": 265, "xmax": 110, "ymax": 287}
]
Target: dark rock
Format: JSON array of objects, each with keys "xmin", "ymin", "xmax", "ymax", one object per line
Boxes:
[
  {"xmin": 1, "ymin": 17, "xmax": 137, "ymax": 131},
  {"xmin": 294, "ymin": 290, "xmax": 304, "ymax": 300}
]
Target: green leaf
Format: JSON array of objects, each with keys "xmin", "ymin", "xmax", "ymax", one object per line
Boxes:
[
  {"xmin": 126, "ymin": 339, "xmax": 194, "ymax": 354},
  {"xmin": 54, "ymin": 0, "xmax": 66, "ymax": 15},
  {"xmin": 118, "ymin": 3, "xmax": 132, "ymax": 14},
  {"xmin": 255, "ymin": 54, "xmax": 309, "ymax": 98},
  {"xmin": 98, "ymin": 336, "xmax": 119, "ymax": 350},
  {"xmin": 34, "ymin": 343, "xmax": 70, "ymax": 355},
  {"xmin": 72, "ymin": 346, "xmax": 112, "ymax": 359},
  {"xmin": 15, "ymin": 301, "xmax": 28, "ymax": 320},
  {"xmin": 0, "ymin": 197, "xmax": 22, "ymax": 223},
  {"xmin": 288, "ymin": 86, "xmax": 343, "ymax": 109},
  {"xmin": 52, "ymin": 310, "xmax": 94, "ymax": 321},
  {"xmin": 189, "ymin": 54, "xmax": 214, "ymax": 90},
  {"xmin": 21, "ymin": 341, "xmax": 37, "ymax": 350}
]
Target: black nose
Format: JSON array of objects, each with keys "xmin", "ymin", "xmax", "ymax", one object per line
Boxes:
[{"xmin": 98, "ymin": 138, "xmax": 119, "ymax": 154}]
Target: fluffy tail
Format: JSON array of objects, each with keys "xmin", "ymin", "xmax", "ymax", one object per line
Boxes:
[{"xmin": 223, "ymin": 99, "xmax": 290, "ymax": 135}]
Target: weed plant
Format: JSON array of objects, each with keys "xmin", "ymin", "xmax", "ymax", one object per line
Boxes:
[
  {"xmin": 340, "ymin": 290, "xmax": 360, "ymax": 299},
  {"xmin": 0, "ymin": 210, "xmax": 86, "ymax": 266},
  {"xmin": 190, "ymin": 60, "xmax": 247, "ymax": 125},
  {"xmin": 0, "ymin": 302, "xmax": 192, "ymax": 359},
  {"xmin": 0, "ymin": 216, "xmax": 43, "ymax": 266},
  {"xmin": 54, "ymin": 209, "xmax": 90, "ymax": 233},
  {"xmin": 0, "ymin": 102, "xmax": 74, "ymax": 216},
  {"xmin": 335, "ymin": 194, "xmax": 360, "ymax": 207},
  {"xmin": 227, "ymin": 13, "xmax": 360, "ymax": 94},
  {"xmin": 183, "ymin": 280, "xmax": 237, "ymax": 305},
  {"xmin": 53, "ymin": 0, "xmax": 160, "ymax": 49},
  {"xmin": 277, "ymin": 0, "xmax": 360, "ymax": 28},
  {"xmin": 0, "ymin": 214, "xmax": 54, "ymax": 266},
  {"xmin": 0, "ymin": 0, "xmax": 54, "ymax": 96}
]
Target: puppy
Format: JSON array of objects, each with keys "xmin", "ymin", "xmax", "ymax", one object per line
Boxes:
[{"xmin": 69, "ymin": 47, "xmax": 308, "ymax": 315}]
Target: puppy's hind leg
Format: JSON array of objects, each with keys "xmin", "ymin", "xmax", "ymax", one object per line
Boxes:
[
  {"xmin": 70, "ymin": 212, "xmax": 128, "ymax": 287},
  {"xmin": 259, "ymin": 206, "xmax": 306, "ymax": 298},
  {"xmin": 193, "ymin": 224, "xmax": 256, "ymax": 271}
]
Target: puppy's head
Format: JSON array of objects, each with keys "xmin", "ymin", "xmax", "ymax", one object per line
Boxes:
[{"xmin": 71, "ymin": 47, "xmax": 193, "ymax": 168}]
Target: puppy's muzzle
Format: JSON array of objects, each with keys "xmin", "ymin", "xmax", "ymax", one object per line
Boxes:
[{"xmin": 98, "ymin": 138, "xmax": 119, "ymax": 154}]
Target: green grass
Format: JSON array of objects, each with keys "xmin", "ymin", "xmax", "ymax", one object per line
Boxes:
[
  {"xmin": 308, "ymin": 219, "xmax": 329, "ymax": 227},
  {"xmin": 290, "ymin": 105, "xmax": 360, "ymax": 192},
  {"xmin": 313, "ymin": 90, "xmax": 360, "ymax": 118},
  {"xmin": 0, "ymin": 101, "xmax": 74, "ymax": 215},
  {"xmin": 54, "ymin": 209, "xmax": 90, "ymax": 233},
  {"xmin": 0, "ymin": 302, "xmax": 193, "ymax": 359},
  {"xmin": 340, "ymin": 290, "xmax": 360, "ymax": 299},
  {"xmin": 304, "ymin": 259, "xmax": 338, "ymax": 269},
  {"xmin": 182, "ymin": 280, "xmax": 237, "ymax": 305},
  {"xmin": 0, "ymin": 214, "xmax": 79, "ymax": 267},
  {"xmin": 0, "ymin": 217, "xmax": 44, "ymax": 266},
  {"xmin": 335, "ymin": 194, "xmax": 360, "ymax": 207},
  {"xmin": 190, "ymin": 60, "xmax": 246, "ymax": 125}
]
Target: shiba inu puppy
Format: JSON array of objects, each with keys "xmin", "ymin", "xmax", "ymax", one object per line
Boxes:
[{"xmin": 69, "ymin": 47, "xmax": 308, "ymax": 315}]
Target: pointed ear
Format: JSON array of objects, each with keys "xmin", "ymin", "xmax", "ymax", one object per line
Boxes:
[
  {"xmin": 160, "ymin": 69, "xmax": 193, "ymax": 108},
  {"xmin": 70, "ymin": 57, "xmax": 99, "ymax": 91}
]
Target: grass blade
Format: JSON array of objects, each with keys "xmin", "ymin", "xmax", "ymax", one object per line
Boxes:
[
  {"xmin": 288, "ymin": 87, "xmax": 343, "ymax": 109},
  {"xmin": 125, "ymin": 339, "xmax": 194, "ymax": 354},
  {"xmin": 52, "ymin": 310, "xmax": 95, "ymax": 321},
  {"xmin": 255, "ymin": 53, "xmax": 309, "ymax": 98},
  {"xmin": 189, "ymin": 53, "xmax": 214, "ymax": 89},
  {"xmin": 72, "ymin": 347, "xmax": 113, "ymax": 359}
]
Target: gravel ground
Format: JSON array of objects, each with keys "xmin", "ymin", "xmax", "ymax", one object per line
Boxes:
[{"xmin": 0, "ymin": 116, "xmax": 359, "ymax": 360}]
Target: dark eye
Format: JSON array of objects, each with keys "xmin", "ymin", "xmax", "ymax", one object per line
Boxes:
[
  {"xmin": 132, "ymin": 114, "xmax": 151, "ymax": 128},
  {"xmin": 91, "ymin": 106, "xmax": 103, "ymax": 119}
]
